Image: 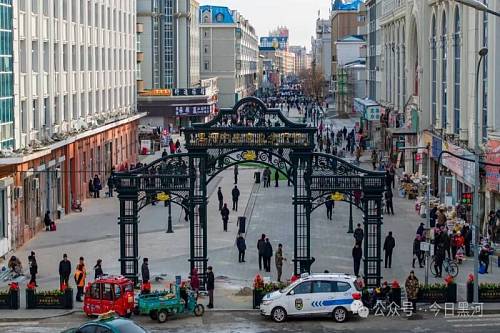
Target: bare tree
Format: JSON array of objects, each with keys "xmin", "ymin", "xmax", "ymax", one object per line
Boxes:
[{"xmin": 299, "ymin": 63, "xmax": 326, "ymax": 100}]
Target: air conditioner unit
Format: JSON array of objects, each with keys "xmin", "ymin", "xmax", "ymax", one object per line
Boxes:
[
  {"xmin": 14, "ymin": 186, "xmax": 23, "ymax": 199},
  {"xmin": 459, "ymin": 129, "xmax": 469, "ymax": 141}
]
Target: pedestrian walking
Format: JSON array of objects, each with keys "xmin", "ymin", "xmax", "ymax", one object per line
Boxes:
[
  {"xmin": 107, "ymin": 176, "xmax": 114, "ymax": 197},
  {"xmin": 352, "ymin": 243, "xmax": 362, "ymax": 277},
  {"xmin": 190, "ymin": 268, "xmax": 200, "ymax": 296},
  {"xmin": 231, "ymin": 185, "xmax": 240, "ymax": 211},
  {"xmin": 221, "ymin": 203, "xmax": 230, "ymax": 232},
  {"xmin": 93, "ymin": 175, "xmax": 101, "ymax": 198},
  {"xmin": 59, "ymin": 254, "xmax": 71, "ymax": 288},
  {"xmin": 383, "ymin": 231, "xmax": 396, "ymax": 268},
  {"xmin": 206, "ymin": 266, "xmax": 215, "ymax": 309},
  {"xmin": 44, "ymin": 211, "xmax": 52, "ymax": 231},
  {"xmin": 175, "ymin": 139, "xmax": 181, "ymax": 152},
  {"xmin": 413, "ymin": 235, "xmax": 424, "ymax": 268},
  {"xmin": 405, "ymin": 271, "xmax": 419, "ymax": 314},
  {"xmin": 236, "ymin": 233, "xmax": 246, "ymax": 263},
  {"xmin": 162, "ymin": 149, "xmax": 168, "ymax": 158},
  {"xmin": 257, "ymin": 234, "xmax": 266, "ymax": 270},
  {"xmin": 371, "ymin": 150, "xmax": 378, "ymax": 170},
  {"xmin": 217, "ymin": 187, "xmax": 223, "ymax": 211},
  {"xmin": 385, "ymin": 190, "xmax": 394, "ymax": 215},
  {"xmin": 94, "ymin": 259, "xmax": 104, "ymax": 279},
  {"xmin": 88, "ymin": 179, "xmax": 94, "ymax": 197},
  {"xmin": 141, "ymin": 258, "xmax": 150, "ymax": 283},
  {"xmin": 416, "ymin": 223, "xmax": 425, "ymax": 237},
  {"xmin": 264, "ymin": 238, "xmax": 273, "ymax": 273},
  {"xmin": 74, "ymin": 264, "xmax": 86, "ymax": 302},
  {"xmin": 325, "ymin": 198, "xmax": 334, "ymax": 220},
  {"xmin": 28, "ymin": 251, "xmax": 38, "ymax": 287},
  {"xmin": 234, "ymin": 165, "xmax": 239, "ymax": 184},
  {"xmin": 274, "ymin": 169, "xmax": 279, "ymax": 187},
  {"xmin": 275, "ymin": 244, "xmax": 286, "ymax": 282},
  {"xmin": 79, "ymin": 256, "xmax": 86, "ymax": 274},
  {"xmin": 354, "ymin": 224, "xmax": 364, "ymax": 245}
]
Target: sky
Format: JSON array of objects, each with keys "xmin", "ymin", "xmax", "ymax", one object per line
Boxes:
[{"xmin": 199, "ymin": 0, "xmax": 332, "ymax": 50}]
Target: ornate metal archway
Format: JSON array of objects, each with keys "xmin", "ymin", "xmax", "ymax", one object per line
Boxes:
[{"xmin": 114, "ymin": 97, "xmax": 386, "ymax": 288}]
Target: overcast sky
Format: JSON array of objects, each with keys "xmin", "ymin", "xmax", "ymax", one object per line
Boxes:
[{"xmin": 199, "ymin": 0, "xmax": 332, "ymax": 50}]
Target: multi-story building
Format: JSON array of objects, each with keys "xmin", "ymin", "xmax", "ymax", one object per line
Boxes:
[
  {"xmin": 200, "ymin": 5, "xmax": 258, "ymax": 108},
  {"xmin": 377, "ymin": 0, "xmax": 500, "ymax": 226},
  {"xmin": 0, "ymin": 0, "xmax": 14, "ymax": 256},
  {"xmin": 330, "ymin": 0, "xmax": 366, "ymax": 102},
  {"xmin": 366, "ymin": 0, "xmax": 382, "ymax": 102},
  {"xmin": 0, "ymin": 0, "xmax": 141, "ymax": 252},
  {"xmin": 289, "ymin": 46, "xmax": 307, "ymax": 74},
  {"xmin": 311, "ymin": 19, "xmax": 331, "ymax": 83}
]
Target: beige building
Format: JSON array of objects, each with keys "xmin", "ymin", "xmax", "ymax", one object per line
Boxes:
[
  {"xmin": 290, "ymin": 46, "xmax": 308, "ymax": 74},
  {"xmin": 200, "ymin": 5, "xmax": 258, "ymax": 108}
]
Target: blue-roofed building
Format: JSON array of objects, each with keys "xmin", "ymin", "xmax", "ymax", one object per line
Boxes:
[
  {"xmin": 332, "ymin": 0, "xmax": 365, "ymax": 11},
  {"xmin": 200, "ymin": 6, "xmax": 258, "ymax": 108},
  {"xmin": 199, "ymin": 5, "xmax": 234, "ymax": 24}
]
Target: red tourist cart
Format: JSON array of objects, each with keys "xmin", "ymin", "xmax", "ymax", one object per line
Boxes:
[{"xmin": 83, "ymin": 276, "xmax": 135, "ymax": 317}]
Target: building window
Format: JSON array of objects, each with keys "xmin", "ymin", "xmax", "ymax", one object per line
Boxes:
[
  {"xmin": 431, "ymin": 15, "xmax": 437, "ymax": 126},
  {"xmin": 441, "ymin": 12, "xmax": 447, "ymax": 129},
  {"xmin": 453, "ymin": 8, "xmax": 461, "ymax": 134},
  {"xmin": 482, "ymin": 0, "xmax": 488, "ymax": 140},
  {"xmin": 204, "ymin": 61, "xmax": 209, "ymax": 71}
]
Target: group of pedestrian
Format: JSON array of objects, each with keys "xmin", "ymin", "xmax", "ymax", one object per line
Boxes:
[
  {"xmin": 217, "ymin": 186, "xmax": 241, "ymax": 232},
  {"xmin": 88, "ymin": 175, "xmax": 102, "ymax": 198}
]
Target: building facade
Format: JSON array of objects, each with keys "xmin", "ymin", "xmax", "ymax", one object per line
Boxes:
[
  {"xmin": 366, "ymin": 0, "xmax": 382, "ymax": 101},
  {"xmin": 289, "ymin": 45, "xmax": 307, "ymax": 74},
  {"xmin": 0, "ymin": 0, "xmax": 141, "ymax": 254},
  {"xmin": 200, "ymin": 5, "xmax": 258, "ymax": 108},
  {"xmin": 377, "ymin": 0, "xmax": 500, "ymax": 226},
  {"xmin": 312, "ymin": 19, "xmax": 331, "ymax": 82}
]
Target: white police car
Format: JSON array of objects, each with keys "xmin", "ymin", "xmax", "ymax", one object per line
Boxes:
[{"xmin": 260, "ymin": 273, "xmax": 364, "ymax": 323}]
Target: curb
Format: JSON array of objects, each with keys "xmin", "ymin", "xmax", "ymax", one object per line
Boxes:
[{"xmin": 0, "ymin": 309, "xmax": 84, "ymax": 323}]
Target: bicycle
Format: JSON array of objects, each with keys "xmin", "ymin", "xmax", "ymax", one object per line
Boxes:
[{"xmin": 430, "ymin": 257, "xmax": 459, "ymax": 278}]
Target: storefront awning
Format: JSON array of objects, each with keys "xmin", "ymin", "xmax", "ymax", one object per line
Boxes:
[{"xmin": 386, "ymin": 128, "xmax": 417, "ymax": 136}]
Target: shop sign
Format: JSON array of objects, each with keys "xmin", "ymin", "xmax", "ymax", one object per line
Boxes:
[
  {"xmin": 365, "ymin": 106, "xmax": 381, "ymax": 121},
  {"xmin": 441, "ymin": 141, "xmax": 475, "ymax": 185},
  {"xmin": 485, "ymin": 139, "xmax": 500, "ymax": 192},
  {"xmin": 175, "ymin": 105, "xmax": 211, "ymax": 116},
  {"xmin": 173, "ymin": 88, "xmax": 206, "ymax": 96},
  {"xmin": 140, "ymin": 89, "xmax": 172, "ymax": 96},
  {"xmin": 432, "ymin": 136, "xmax": 442, "ymax": 159}
]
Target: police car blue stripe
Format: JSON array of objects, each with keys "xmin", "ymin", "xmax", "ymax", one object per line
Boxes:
[{"xmin": 311, "ymin": 299, "xmax": 353, "ymax": 307}]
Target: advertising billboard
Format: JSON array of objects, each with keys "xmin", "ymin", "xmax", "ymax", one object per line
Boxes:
[{"xmin": 259, "ymin": 37, "xmax": 288, "ymax": 51}]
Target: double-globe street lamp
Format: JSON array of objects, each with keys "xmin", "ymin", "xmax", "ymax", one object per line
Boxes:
[{"xmin": 455, "ymin": 0, "xmax": 499, "ymax": 303}]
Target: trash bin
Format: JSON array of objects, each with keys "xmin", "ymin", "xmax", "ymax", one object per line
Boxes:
[
  {"xmin": 237, "ymin": 216, "xmax": 246, "ymax": 234},
  {"xmin": 254, "ymin": 171, "xmax": 261, "ymax": 184}
]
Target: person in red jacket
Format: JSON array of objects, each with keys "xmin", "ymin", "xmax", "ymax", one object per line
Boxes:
[{"xmin": 451, "ymin": 232, "xmax": 464, "ymax": 259}]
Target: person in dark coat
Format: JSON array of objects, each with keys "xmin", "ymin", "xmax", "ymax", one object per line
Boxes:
[
  {"xmin": 443, "ymin": 232, "xmax": 451, "ymax": 259},
  {"xmin": 206, "ymin": 266, "xmax": 215, "ymax": 309},
  {"xmin": 234, "ymin": 165, "xmax": 239, "ymax": 184},
  {"xmin": 141, "ymin": 258, "xmax": 150, "ymax": 283},
  {"xmin": 354, "ymin": 224, "xmax": 364, "ymax": 245},
  {"xmin": 231, "ymin": 185, "xmax": 240, "ymax": 211},
  {"xmin": 88, "ymin": 179, "xmax": 94, "ymax": 197},
  {"xmin": 257, "ymin": 234, "xmax": 266, "ymax": 270},
  {"xmin": 221, "ymin": 203, "xmax": 230, "ymax": 232},
  {"xmin": 28, "ymin": 251, "xmax": 38, "ymax": 287},
  {"xmin": 263, "ymin": 238, "xmax": 273, "ymax": 273},
  {"xmin": 416, "ymin": 223, "xmax": 425, "ymax": 237},
  {"xmin": 93, "ymin": 175, "xmax": 101, "ymax": 198},
  {"xmin": 217, "ymin": 187, "xmax": 223, "ymax": 211},
  {"xmin": 107, "ymin": 177, "xmax": 114, "ymax": 197},
  {"xmin": 59, "ymin": 253, "xmax": 71, "ymax": 288},
  {"xmin": 429, "ymin": 205, "xmax": 438, "ymax": 228},
  {"xmin": 352, "ymin": 243, "xmax": 362, "ymax": 277},
  {"xmin": 94, "ymin": 259, "xmax": 104, "ymax": 279},
  {"xmin": 44, "ymin": 211, "xmax": 52, "ymax": 231},
  {"xmin": 383, "ymin": 231, "xmax": 396, "ymax": 268},
  {"xmin": 413, "ymin": 235, "xmax": 423, "ymax": 268},
  {"xmin": 325, "ymin": 198, "xmax": 334, "ymax": 220},
  {"xmin": 385, "ymin": 190, "xmax": 394, "ymax": 215},
  {"xmin": 236, "ymin": 234, "xmax": 246, "ymax": 263},
  {"xmin": 161, "ymin": 149, "xmax": 168, "ymax": 158},
  {"xmin": 274, "ymin": 169, "xmax": 279, "ymax": 187}
]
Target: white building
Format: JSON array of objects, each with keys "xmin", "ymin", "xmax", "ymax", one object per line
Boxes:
[
  {"xmin": 2, "ymin": 0, "xmax": 141, "ymax": 251},
  {"xmin": 312, "ymin": 18, "xmax": 332, "ymax": 81},
  {"xmin": 379, "ymin": 0, "xmax": 500, "ymax": 225},
  {"xmin": 200, "ymin": 5, "xmax": 258, "ymax": 108}
]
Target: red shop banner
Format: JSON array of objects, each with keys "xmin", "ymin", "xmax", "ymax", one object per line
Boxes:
[{"xmin": 485, "ymin": 139, "xmax": 500, "ymax": 192}]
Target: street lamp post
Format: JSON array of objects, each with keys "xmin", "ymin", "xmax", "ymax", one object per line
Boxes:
[
  {"xmin": 348, "ymin": 192, "xmax": 354, "ymax": 234},
  {"xmin": 472, "ymin": 48, "xmax": 488, "ymax": 302},
  {"xmin": 166, "ymin": 198, "xmax": 174, "ymax": 234}
]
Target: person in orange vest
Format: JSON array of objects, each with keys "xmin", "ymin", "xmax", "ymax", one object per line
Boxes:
[{"xmin": 74, "ymin": 264, "xmax": 86, "ymax": 302}]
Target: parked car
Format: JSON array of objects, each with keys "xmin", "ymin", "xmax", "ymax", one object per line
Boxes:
[
  {"xmin": 62, "ymin": 312, "xmax": 149, "ymax": 333},
  {"xmin": 260, "ymin": 273, "xmax": 364, "ymax": 323}
]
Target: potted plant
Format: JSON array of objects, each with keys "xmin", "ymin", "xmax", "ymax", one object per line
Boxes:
[
  {"xmin": 444, "ymin": 275, "xmax": 457, "ymax": 303},
  {"xmin": 390, "ymin": 280, "xmax": 401, "ymax": 306},
  {"xmin": 417, "ymin": 283, "xmax": 447, "ymax": 303}
]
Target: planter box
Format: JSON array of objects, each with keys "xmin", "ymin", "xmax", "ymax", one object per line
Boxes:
[
  {"xmin": 417, "ymin": 285, "xmax": 456, "ymax": 303},
  {"xmin": 26, "ymin": 289, "xmax": 73, "ymax": 309},
  {"xmin": 467, "ymin": 283, "xmax": 500, "ymax": 303},
  {"xmin": 253, "ymin": 289, "xmax": 264, "ymax": 309},
  {"xmin": 0, "ymin": 289, "xmax": 20, "ymax": 309}
]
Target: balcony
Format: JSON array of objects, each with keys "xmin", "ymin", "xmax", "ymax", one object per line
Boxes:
[
  {"xmin": 136, "ymin": 51, "xmax": 144, "ymax": 63},
  {"xmin": 136, "ymin": 23, "xmax": 144, "ymax": 33}
]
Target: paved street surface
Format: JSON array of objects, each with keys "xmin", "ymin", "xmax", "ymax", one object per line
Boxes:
[{"xmin": 1, "ymin": 311, "xmax": 500, "ymax": 333}]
